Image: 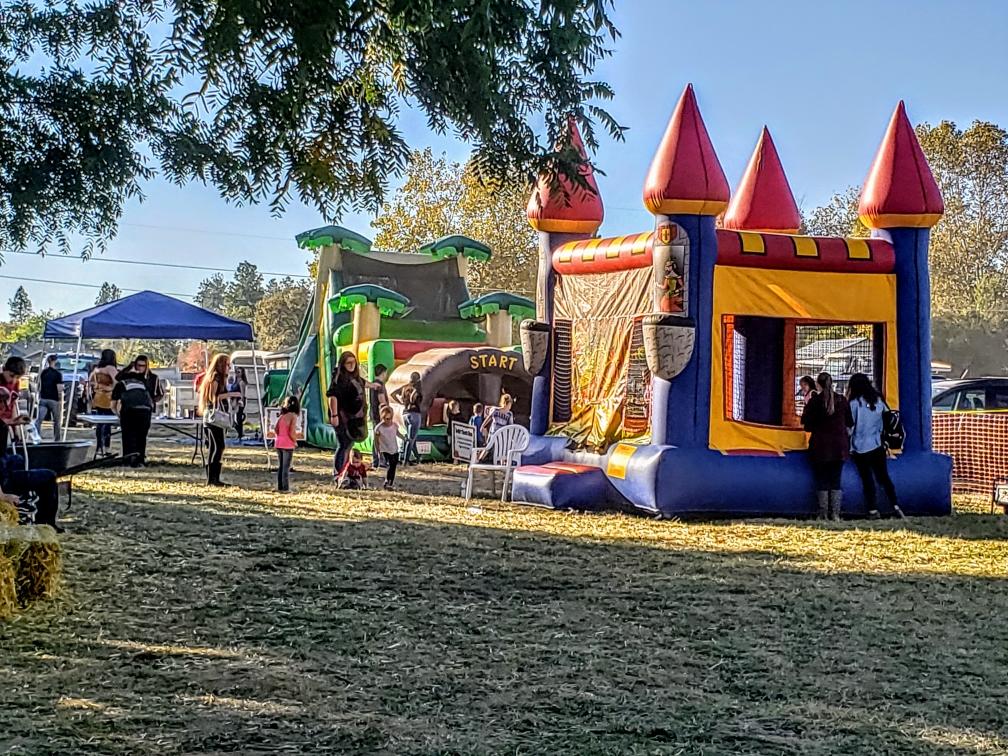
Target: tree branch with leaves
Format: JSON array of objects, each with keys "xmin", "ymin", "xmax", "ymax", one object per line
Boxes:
[{"xmin": 0, "ymin": 0, "xmax": 623, "ymax": 257}]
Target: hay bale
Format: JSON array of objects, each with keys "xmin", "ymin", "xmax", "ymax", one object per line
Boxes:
[
  {"xmin": 0, "ymin": 524, "xmax": 61, "ymax": 605},
  {"xmin": 0, "ymin": 498, "xmax": 17, "ymax": 525},
  {"xmin": 0, "ymin": 555, "xmax": 16, "ymax": 620}
]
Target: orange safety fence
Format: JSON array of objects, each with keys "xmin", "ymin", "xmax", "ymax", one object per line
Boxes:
[{"xmin": 932, "ymin": 412, "xmax": 1008, "ymax": 498}]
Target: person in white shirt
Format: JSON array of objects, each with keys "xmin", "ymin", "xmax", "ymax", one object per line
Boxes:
[{"xmin": 846, "ymin": 372, "xmax": 903, "ymax": 519}]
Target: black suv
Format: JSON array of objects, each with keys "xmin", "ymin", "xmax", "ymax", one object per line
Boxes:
[{"xmin": 931, "ymin": 378, "xmax": 1008, "ymax": 411}]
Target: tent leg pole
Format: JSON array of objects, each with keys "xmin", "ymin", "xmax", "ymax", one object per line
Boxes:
[
  {"xmin": 62, "ymin": 334, "xmax": 83, "ymax": 441},
  {"xmin": 250, "ymin": 337, "xmax": 270, "ymax": 469}
]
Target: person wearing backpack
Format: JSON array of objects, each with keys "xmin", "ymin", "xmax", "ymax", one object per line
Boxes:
[
  {"xmin": 801, "ymin": 372, "xmax": 852, "ymax": 521},
  {"xmin": 112, "ymin": 355, "xmax": 156, "ymax": 467},
  {"xmin": 846, "ymin": 372, "xmax": 904, "ymax": 520}
]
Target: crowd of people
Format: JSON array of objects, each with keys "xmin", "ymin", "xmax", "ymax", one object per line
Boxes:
[
  {"xmin": 1, "ymin": 340, "xmax": 907, "ymax": 532},
  {"xmin": 800, "ymin": 371, "xmax": 903, "ymax": 520},
  {"xmin": 317, "ymin": 355, "xmax": 516, "ymax": 493}
]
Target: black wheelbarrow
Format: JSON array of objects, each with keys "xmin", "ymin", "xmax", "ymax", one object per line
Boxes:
[{"xmin": 20, "ymin": 441, "xmax": 138, "ymax": 513}]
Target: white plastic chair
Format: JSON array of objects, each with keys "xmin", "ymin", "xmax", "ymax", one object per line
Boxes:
[{"xmin": 463, "ymin": 424, "xmax": 530, "ymax": 501}]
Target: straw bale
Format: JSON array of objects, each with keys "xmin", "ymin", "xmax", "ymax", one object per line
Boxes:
[
  {"xmin": 0, "ymin": 497, "xmax": 17, "ymax": 525},
  {"xmin": 0, "ymin": 554, "xmax": 15, "ymax": 620},
  {"xmin": 0, "ymin": 524, "xmax": 62, "ymax": 604}
]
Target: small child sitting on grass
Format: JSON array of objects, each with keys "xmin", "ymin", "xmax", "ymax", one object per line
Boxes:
[
  {"xmin": 337, "ymin": 449, "xmax": 368, "ymax": 490},
  {"xmin": 373, "ymin": 405, "xmax": 405, "ymax": 490}
]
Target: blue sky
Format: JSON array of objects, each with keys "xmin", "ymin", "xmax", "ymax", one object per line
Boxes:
[{"xmin": 6, "ymin": 0, "xmax": 1007, "ymax": 315}]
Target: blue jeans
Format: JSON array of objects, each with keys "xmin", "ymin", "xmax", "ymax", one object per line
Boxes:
[
  {"xmin": 93, "ymin": 407, "xmax": 114, "ymax": 451},
  {"xmin": 401, "ymin": 411, "xmax": 421, "ymax": 464},
  {"xmin": 277, "ymin": 448, "xmax": 293, "ymax": 491},
  {"xmin": 332, "ymin": 422, "xmax": 354, "ymax": 478}
]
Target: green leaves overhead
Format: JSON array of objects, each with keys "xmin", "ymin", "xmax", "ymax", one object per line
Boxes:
[{"xmin": 1, "ymin": 1, "xmax": 623, "ymax": 255}]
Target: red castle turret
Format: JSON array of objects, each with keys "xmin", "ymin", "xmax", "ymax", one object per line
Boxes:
[
  {"xmin": 643, "ymin": 83, "xmax": 730, "ymax": 216},
  {"xmin": 722, "ymin": 127, "xmax": 801, "ymax": 234},
  {"xmin": 527, "ymin": 117, "xmax": 604, "ymax": 235},
  {"xmin": 858, "ymin": 101, "xmax": 944, "ymax": 229}
]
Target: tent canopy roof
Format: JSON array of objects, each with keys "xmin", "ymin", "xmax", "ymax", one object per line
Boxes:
[{"xmin": 43, "ymin": 291, "xmax": 253, "ymax": 341}]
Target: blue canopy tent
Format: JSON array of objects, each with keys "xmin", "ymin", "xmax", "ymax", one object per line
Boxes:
[
  {"xmin": 43, "ymin": 292, "xmax": 265, "ymax": 455},
  {"xmin": 43, "ymin": 290, "xmax": 253, "ymax": 341}
]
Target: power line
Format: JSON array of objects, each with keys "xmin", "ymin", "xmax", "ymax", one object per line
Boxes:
[
  {"xmin": 10, "ymin": 250, "xmax": 312, "ymax": 280},
  {"xmin": 0, "ymin": 273, "xmax": 535, "ymax": 300},
  {"xmin": 0, "ymin": 274, "xmax": 195, "ymax": 299}
]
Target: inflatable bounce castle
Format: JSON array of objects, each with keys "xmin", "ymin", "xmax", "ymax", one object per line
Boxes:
[
  {"xmin": 512, "ymin": 84, "xmax": 951, "ymax": 517},
  {"xmin": 283, "ymin": 227, "xmax": 533, "ymax": 458}
]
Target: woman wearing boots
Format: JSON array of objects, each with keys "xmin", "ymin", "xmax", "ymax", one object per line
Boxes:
[
  {"xmin": 801, "ymin": 372, "xmax": 852, "ymax": 521},
  {"xmin": 847, "ymin": 372, "xmax": 903, "ymax": 519},
  {"xmin": 326, "ymin": 351, "xmax": 384, "ymax": 479},
  {"xmin": 198, "ymin": 353, "xmax": 242, "ymax": 486}
]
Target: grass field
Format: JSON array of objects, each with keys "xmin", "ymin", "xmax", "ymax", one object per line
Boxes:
[{"xmin": 1, "ymin": 438, "xmax": 1006, "ymax": 754}]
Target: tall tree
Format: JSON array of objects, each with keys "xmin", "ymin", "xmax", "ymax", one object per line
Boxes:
[
  {"xmin": 919, "ymin": 121, "xmax": 1008, "ymax": 318},
  {"xmin": 95, "ymin": 282, "xmax": 122, "ymax": 305},
  {"xmin": 224, "ymin": 262, "xmax": 266, "ymax": 324},
  {"xmin": 195, "ymin": 274, "xmax": 228, "ymax": 313},
  {"xmin": 8, "ymin": 285, "xmax": 32, "ymax": 322},
  {"xmin": 254, "ymin": 280, "xmax": 311, "ymax": 351},
  {"xmin": 0, "ymin": 1, "xmax": 623, "ymax": 256},
  {"xmin": 372, "ymin": 149, "xmax": 538, "ymax": 296}
]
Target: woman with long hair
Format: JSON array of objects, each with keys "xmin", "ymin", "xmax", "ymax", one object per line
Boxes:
[
  {"xmin": 801, "ymin": 372, "xmax": 852, "ymax": 520},
  {"xmin": 847, "ymin": 372, "xmax": 903, "ymax": 519},
  {"xmin": 198, "ymin": 353, "xmax": 242, "ymax": 486},
  {"xmin": 89, "ymin": 349, "xmax": 118, "ymax": 457},
  {"xmin": 327, "ymin": 351, "xmax": 383, "ymax": 478}
]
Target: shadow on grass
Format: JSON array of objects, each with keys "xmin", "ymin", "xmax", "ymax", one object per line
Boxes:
[{"xmin": 2, "ymin": 488, "xmax": 1007, "ymax": 755}]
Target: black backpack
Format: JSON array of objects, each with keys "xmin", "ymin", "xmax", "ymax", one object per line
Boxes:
[{"xmin": 882, "ymin": 407, "xmax": 905, "ymax": 450}]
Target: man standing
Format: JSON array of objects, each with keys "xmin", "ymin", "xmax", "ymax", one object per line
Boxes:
[{"xmin": 35, "ymin": 354, "xmax": 64, "ymax": 440}]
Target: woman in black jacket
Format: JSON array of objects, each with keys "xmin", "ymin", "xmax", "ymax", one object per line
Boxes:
[
  {"xmin": 327, "ymin": 352, "xmax": 382, "ymax": 479},
  {"xmin": 801, "ymin": 372, "xmax": 853, "ymax": 521},
  {"xmin": 112, "ymin": 355, "xmax": 158, "ymax": 467}
]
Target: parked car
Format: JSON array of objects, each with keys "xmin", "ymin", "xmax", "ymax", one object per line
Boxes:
[
  {"xmin": 28, "ymin": 352, "xmax": 101, "ymax": 426},
  {"xmin": 931, "ymin": 378, "xmax": 1008, "ymax": 411}
]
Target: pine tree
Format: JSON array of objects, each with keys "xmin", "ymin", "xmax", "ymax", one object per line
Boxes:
[
  {"xmin": 8, "ymin": 286, "xmax": 33, "ymax": 323},
  {"xmin": 95, "ymin": 282, "xmax": 122, "ymax": 305}
]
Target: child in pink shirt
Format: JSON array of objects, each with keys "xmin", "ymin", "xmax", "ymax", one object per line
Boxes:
[{"xmin": 274, "ymin": 395, "xmax": 300, "ymax": 492}]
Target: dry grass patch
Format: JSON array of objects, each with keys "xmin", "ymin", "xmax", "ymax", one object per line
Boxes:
[{"xmin": 0, "ymin": 438, "xmax": 1005, "ymax": 754}]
